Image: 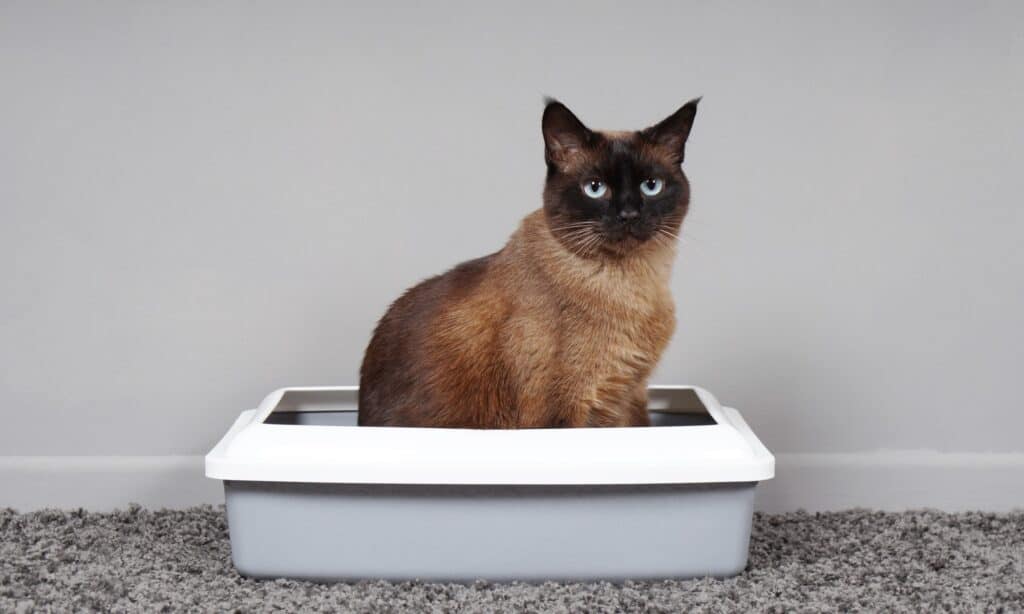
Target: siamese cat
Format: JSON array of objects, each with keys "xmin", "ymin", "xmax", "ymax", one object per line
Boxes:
[{"xmin": 359, "ymin": 98, "xmax": 699, "ymax": 428}]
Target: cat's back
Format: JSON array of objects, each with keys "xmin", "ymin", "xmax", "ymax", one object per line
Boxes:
[{"xmin": 358, "ymin": 252, "xmax": 504, "ymax": 426}]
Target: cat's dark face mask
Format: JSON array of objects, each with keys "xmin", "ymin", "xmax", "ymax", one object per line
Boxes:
[{"xmin": 541, "ymin": 99, "xmax": 698, "ymax": 258}]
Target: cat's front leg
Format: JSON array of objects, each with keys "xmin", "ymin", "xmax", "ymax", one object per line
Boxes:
[
  {"xmin": 579, "ymin": 395, "xmax": 646, "ymax": 427},
  {"xmin": 626, "ymin": 386, "xmax": 652, "ymax": 427}
]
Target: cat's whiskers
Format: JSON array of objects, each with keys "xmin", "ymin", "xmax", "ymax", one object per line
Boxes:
[
  {"xmin": 656, "ymin": 227, "xmax": 682, "ymax": 242},
  {"xmin": 577, "ymin": 233, "xmax": 605, "ymax": 257},
  {"xmin": 559, "ymin": 226, "xmax": 595, "ymax": 237},
  {"xmin": 554, "ymin": 225, "xmax": 595, "ymax": 237},
  {"xmin": 554, "ymin": 224, "xmax": 604, "ymax": 259},
  {"xmin": 583, "ymin": 242, "xmax": 602, "ymax": 256},
  {"xmin": 561, "ymin": 231, "xmax": 597, "ymax": 251},
  {"xmin": 565, "ymin": 236, "xmax": 590, "ymax": 258},
  {"xmin": 565, "ymin": 229, "xmax": 603, "ymax": 259},
  {"xmin": 655, "ymin": 226, "xmax": 710, "ymax": 259},
  {"xmin": 549, "ymin": 221, "xmax": 599, "ymax": 234},
  {"xmin": 651, "ymin": 232, "xmax": 676, "ymax": 253}
]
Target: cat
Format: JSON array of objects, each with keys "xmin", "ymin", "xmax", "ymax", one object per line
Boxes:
[{"xmin": 358, "ymin": 98, "xmax": 699, "ymax": 428}]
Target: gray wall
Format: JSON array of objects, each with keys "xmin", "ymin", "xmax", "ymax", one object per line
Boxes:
[{"xmin": 2, "ymin": 2, "xmax": 1022, "ymax": 462}]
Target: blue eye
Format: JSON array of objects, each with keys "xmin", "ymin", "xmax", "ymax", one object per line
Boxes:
[
  {"xmin": 640, "ymin": 178, "xmax": 664, "ymax": 196},
  {"xmin": 582, "ymin": 180, "xmax": 608, "ymax": 199}
]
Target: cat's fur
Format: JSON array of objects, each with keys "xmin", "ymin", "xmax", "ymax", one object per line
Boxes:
[{"xmin": 358, "ymin": 99, "xmax": 699, "ymax": 427}]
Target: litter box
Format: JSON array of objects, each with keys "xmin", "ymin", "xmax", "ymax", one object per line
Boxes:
[{"xmin": 205, "ymin": 385, "xmax": 774, "ymax": 582}]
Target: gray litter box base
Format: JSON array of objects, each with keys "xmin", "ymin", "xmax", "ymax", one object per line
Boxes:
[{"xmin": 224, "ymin": 480, "xmax": 758, "ymax": 582}]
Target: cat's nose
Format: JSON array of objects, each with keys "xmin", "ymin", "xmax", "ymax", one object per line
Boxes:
[{"xmin": 619, "ymin": 208, "xmax": 640, "ymax": 220}]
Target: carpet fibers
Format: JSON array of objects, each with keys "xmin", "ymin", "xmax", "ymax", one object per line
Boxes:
[{"xmin": 1, "ymin": 506, "xmax": 1022, "ymax": 612}]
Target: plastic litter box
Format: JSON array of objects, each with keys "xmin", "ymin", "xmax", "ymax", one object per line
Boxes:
[{"xmin": 205, "ymin": 385, "xmax": 774, "ymax": 582}]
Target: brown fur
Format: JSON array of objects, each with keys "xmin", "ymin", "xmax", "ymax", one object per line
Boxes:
[{"xmin": 359, "ymin": 100, "xmax": 697, "ymax": 428}]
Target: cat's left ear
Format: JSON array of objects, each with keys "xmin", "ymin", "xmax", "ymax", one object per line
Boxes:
[{"xmin": 642, "ymin": 97, "xmax": 700, "ymax": 164}]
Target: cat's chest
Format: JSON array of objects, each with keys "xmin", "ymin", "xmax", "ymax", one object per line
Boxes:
[
  {"xmin": 526, "ymin": 243, "xmax": 678, "ymax": 405},
  {"xmin": 560, "ymin": 288, "xmax": 675, "ymax": 383}
]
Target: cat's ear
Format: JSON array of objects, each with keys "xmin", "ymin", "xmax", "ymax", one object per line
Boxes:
[
  {"xmin": 642, "ymin": 97, "xmax": 700, "ymax": 164},
  {"xmin": 542, "ymin": 99, "xmax": 594, "ymax": 167}
]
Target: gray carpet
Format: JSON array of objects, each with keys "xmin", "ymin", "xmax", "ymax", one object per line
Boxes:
[{"xmin": 1, "ymin": 507, "xmax": 1022, "ymax": 612}]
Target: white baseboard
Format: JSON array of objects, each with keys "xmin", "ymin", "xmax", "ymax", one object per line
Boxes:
[
  {"xmin": 1, "ymin": 452, "xmax": 1022, "ymax": 512},
  {"xmin": 756, "ymin": 451, "xmax": 1024, "ymax": 513},
  {"xmin": 0, "ymin": 456, "xmax": 222, "ymax": 512}
]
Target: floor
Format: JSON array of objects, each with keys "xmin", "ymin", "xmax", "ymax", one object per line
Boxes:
[{"xmin": 1, "ymin": 507, "xmax": 1021, "ymax": 612}]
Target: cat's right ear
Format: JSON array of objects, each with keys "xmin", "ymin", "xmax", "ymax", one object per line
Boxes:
[{"xmin": 542, "ymin": 99, "xmax": 593, "ymax": 168}]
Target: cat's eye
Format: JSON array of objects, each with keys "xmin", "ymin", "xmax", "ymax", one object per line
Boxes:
[
  {"xmin": 640, "ymin": 178, "xmax": 664, "ymax": 196},
  {"xmin": 582, "ymin": 180, "xmax": 608, "ymax": 199}
]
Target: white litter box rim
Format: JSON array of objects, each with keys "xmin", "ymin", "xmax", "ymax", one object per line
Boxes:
[{"xmin": 205, "ymin": 385, "xmax": 774, "ymax": 485}]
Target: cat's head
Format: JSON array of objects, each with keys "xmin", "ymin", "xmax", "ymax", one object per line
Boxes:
[{"xmin": 541, "ymin": 99, "xmax": 699, "ymax": 258}]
